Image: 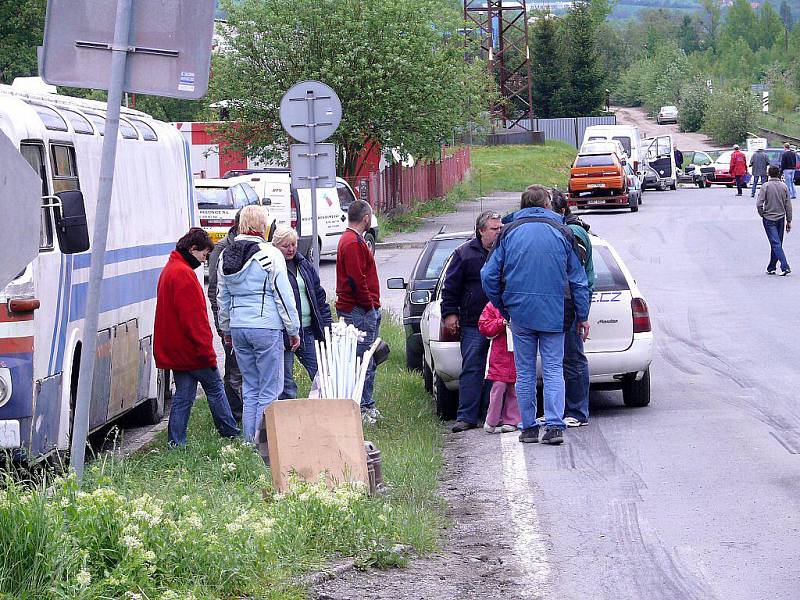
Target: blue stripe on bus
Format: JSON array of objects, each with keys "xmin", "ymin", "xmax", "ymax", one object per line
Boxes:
[
  {"xmin": 48, "ymin": 255, "xmax": 66, "ymax": 374},
  {"xmin": 72, "ymin": 242, "xmax": 176, "ymax": 270},
  {"xmin": 68, "ymin": 267, "xmax": 163, "ymax": 323},
  {"xmin": 54, "ymin": 255, "xmax": 74, "ymax": 373}
]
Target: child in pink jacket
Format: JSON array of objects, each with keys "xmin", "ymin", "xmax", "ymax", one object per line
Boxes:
[{"xmin": 478, "ymin": 302, "xmax": 522, "ymax": 433}]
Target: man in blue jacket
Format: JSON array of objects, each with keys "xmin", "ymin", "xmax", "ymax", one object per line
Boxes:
[{"xmin": 481, "ymin": 185, "xmax": 590, "ymax": 445}]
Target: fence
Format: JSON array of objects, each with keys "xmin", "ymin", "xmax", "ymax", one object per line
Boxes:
[
  {"xmin": 514, "ymin": 116, "xmax": 617, "ymax": 147},
  {"xmin": 346, "ymin": 147, "xmax": 471, "ymax": 214}
]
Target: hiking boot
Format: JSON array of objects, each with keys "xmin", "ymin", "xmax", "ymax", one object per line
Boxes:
[
  {"xmin": 452, "ymin": 420, "xmax": 477, "ymax": 433},
  {"xmin": 781, "ymin": 268, "xmax": 792, "ymax": 276},
  {"xmin": 518, "ymin": 427, "xmax": 539, "ymax": 443},
  {"xmin": 541, "ymin": 428, "xmax": 564, "ymax": 445}
]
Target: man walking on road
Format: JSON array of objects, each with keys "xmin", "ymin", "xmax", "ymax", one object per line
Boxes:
[
  {"xmin": 750, "ymin": 147, "xmax": 770, "ymax": 198},
  {"xmin": 729, "ymin": 144, "xmax": 749, "ymax": 196},
  {"xmin": 780, "ymin": 143, "xmax": 797, "ymax": 200},
  {"xmin": 336, "ymin": 200, "xmax": 382, "ymax": 424},
  {"xmin": 757, "ymin": 165, "xmax": 792, "ymax": 276},
  {"xmin": 481, "ymin": 186, "xmax": 590, "ymax": 445},
  {"xmin": 442, "ymin": 210, "xmax": 503, "ymax": 433}
]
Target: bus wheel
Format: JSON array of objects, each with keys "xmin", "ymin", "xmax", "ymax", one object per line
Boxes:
[{"xmin": 131, "ymin": 369, "xmax": 169, "ymax": 425}]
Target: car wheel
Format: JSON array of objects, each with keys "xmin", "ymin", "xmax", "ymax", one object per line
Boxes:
[
  {"xmin": 623, "ymin": 368, "xmax": 650, "ymax": 407},
  {"xmin": 432, "ymin": 366, "xmax": 458, "ymax": 420},
  {"xmin": 629, "ymin": 193, "xmax": 639, "ymax": 212},
  {"xmin": 406, "ymin": 343, "xmax": 422, "ymax": 372},
  {"xmin": 670, "ymin": 181, "xmax": 677, "ymax": 191},
  {"xmin": 726, "ymin": 184, "xmax": 734, "ymax": 188},
  {"xmin": 658, "ymin": 180, "xmax": 667, "ymax": 191},
  {"xmin": 422, "ymin": 359, "xmax": 433, "ymax": 394},
  {"xmin": 364, "ymin": 231, "xmax": 376, "ymax": 255}
]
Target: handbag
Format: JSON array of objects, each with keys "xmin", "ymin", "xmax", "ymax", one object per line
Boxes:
[{"xmin": 743, "ymin": 172, "xmax": 752, "ymax": 184}]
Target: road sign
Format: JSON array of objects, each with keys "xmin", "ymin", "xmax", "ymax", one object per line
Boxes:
[
  {"xmin": 290, "ymin": 144, "xmax": 337, "ymax": 190},
  {"xmin": 763, "ymin": 91, "xmax": 770, "ymax": 113},
  {"xmin": 280, "ymin": 81, "xmax": 342, "ymax": 144},
  {"xmin": 0, "ymin": 130, "xmax": 42, "ymax": 289},
  {"xmin": 39, "ymin": 0, "xmax": 216, "ymax": 99}
]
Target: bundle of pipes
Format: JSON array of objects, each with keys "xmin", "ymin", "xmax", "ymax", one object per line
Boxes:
[{"xmin": 314, "ymin": 318, "xmax": 383, "ymax": 402}]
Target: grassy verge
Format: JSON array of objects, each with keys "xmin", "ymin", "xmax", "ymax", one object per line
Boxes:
[
  {"xmin": 0, "ymin": 317, "xmax": 445, "ymax": 600},
  {"xmin": 379, "ymin": 142, "xmax": 576, "ymax": 237},
  {"xmin": 758, "ymin": 112, "xmax": 800, "ymax": 141}
]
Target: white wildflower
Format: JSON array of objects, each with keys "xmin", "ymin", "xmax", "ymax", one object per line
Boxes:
[
  {"xmin": 121, "ymin": 535, "xmax": 143, "ymax": 551},
  {"xmin": 75, "ymin": 568, "xmax": 91, "ymax": 587},
  {"xmin": 183, "ymin": 512, "xmax": 203, "ymax": 529}
]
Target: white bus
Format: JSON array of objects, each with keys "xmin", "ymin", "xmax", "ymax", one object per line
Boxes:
[{"xmin": 0, "ymin": 82, "xmax": 197, "ymax": 459}]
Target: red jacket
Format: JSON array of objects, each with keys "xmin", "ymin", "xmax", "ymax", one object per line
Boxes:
[
  {"xmin": 154, "ymin": 250, "xmax": 217, "ymax": 371},
  {"xmin": 335, "ymin": 228, "xmax": 380, "ymax": 312},
  {"xmin": 729, "ymin": 150, "xmax": 748, "ymax": 177},
  {"xmin": 478, "ymin": 302, "xmax": 516, "ymax": 383}
]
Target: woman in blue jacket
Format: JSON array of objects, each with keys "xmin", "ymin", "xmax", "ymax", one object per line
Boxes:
[
  {"xmin": 217, "ymin": 207, "xmax": 300, "ymax": 442},
  {"xmin": 272, "ymin": 226, "xmax": 333, "ymax": 398}
]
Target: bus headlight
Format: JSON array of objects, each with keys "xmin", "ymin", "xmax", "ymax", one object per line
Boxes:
[{"xmin": 0, "ymin": 368, "xmax": 12, "ymax": 408}]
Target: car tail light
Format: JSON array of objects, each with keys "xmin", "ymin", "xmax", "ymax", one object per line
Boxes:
[
  {"xmin": 631, "ymin": 298, "xmax": 651, "ymax": 333},
  {"xmin": 440, "ymin": 320, "xmax": 460, "ymax": 342},
  {"xmin": 633, "ymin": 160, "xmax": 639, "ymax": 171},
  {"xmin": 290, "ymin": 194, "xmax": 298, "ymax": 230}
]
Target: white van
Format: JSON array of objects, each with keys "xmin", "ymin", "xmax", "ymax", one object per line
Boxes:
[
  {"xmin": 0, "ymin": 83, "xmax": 196, "ymax": 458},
  {"xmin": 582, "ymin": 125, "xmax": 644, "ymax": 173},
  {"xmin": 223, "ymin": 169, "xmax": 379, "ymax": 258}
]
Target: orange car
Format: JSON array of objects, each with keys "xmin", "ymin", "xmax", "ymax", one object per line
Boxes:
[{"xmin": 568, "ymin": 152, "xmax": 627, "ymax": 196}]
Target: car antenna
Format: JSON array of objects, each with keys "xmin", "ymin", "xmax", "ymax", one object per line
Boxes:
[{"xmin": 438, "ymin": 225, "xmax": 446, "ymax": 234}]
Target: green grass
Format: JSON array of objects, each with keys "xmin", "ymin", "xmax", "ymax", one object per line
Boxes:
[
  {"xmin": 379, "ymin": 142, "xmax": 576, "ymax": 237},
  {"xmin": 759, "ymin": 112, "xmax": 800, "ymax": 141},
  {"xmin": 0, "ymin": 317, "xmax": 445, "ymax": 600}
]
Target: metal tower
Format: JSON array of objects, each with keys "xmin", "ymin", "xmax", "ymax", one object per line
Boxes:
[{"xmin": 464, "ymin": 0, "xmax": 534, "ymax": 130}]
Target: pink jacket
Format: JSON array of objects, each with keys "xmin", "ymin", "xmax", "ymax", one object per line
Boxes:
[{"xmin": 478, "ymin": 302, "xmax": 516, "ymax": 383}]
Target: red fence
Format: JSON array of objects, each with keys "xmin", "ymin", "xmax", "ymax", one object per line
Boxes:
[{"xmin": 345, "ymin": 147, "xmax": 471, "ymax": 214}]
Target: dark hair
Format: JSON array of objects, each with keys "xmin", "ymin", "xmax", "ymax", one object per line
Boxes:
[
  {"xmin": 347, "ymin": 199, "xmax": 372, "ymax": 224},
  {"xmin": 768, "ymin": 165, "xmax": 780, "ymax": 178},
  {"xmin": 521, "ymin": 184, "xmax": 551, "ymax": 209},
  {"xmin": 176, "ymin": 227, "xmax": 213, "ymax": 253},
  {"xmin": 550, "ymin": 188, "xmax": 570, "ymax": 216}
]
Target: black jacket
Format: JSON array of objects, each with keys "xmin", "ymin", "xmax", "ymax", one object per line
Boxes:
[
  {"xmin": 780, "ymin": 149, "xmax": 797, "ymax": 172},
  {"xmin": 441, "ymin": 237, "xmax": 490, "ymax": 327},
  {"xmin": 207, "ymin": 227, "xmax": 236, "ymax": 335},
  {"xmin": 284, "ymin": 252, "xmax": 332, "ymax": 347}
]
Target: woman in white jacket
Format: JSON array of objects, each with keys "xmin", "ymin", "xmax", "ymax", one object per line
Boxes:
[{"xmin": 217, "ymin": 206, "xmax": 300, "ymax": 442}]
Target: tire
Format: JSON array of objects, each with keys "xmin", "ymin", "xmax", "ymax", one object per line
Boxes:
[
  {"xmin": 364, "ymin": 231, "xmax": 376, "ymax": 255},
  {"xmin": 130, "ymin": 369, "xmax": 170, "ymax": 425},
  {"xmin": 406, "ymin": 343, "xmax": 422, "ymax": 372},
  {"xmin": 630, "ymin": 194, "xmax": 639, "ymax": 212},
  {"xmin": 726, "ymin": 184, "xmax": 734, "ymax": 188},
  {"xmin": 623, "ymin": 368, "xmax": 651, "ymax": 407},
  {"xmin": 432, "ymin": 366, "xmax": 458, "ymax": 420},
  {"xmin": 658, "ymin": 180, "xmax": 667, "ymax": 191},
  {"xmin": 670, "ymin": 181, "xmax": 677, "ymax": 191},
  {"xmin": 422, "ymin": 359, "xmax": 433, "ymax": 394}
]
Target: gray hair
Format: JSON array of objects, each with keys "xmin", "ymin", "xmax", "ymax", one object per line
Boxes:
[
  {"xmin": 347, "ymin": 199, "xmax": 372, "ymax": 224},
  {"xmin": 475, "ymin": 210, "xmax": 501, "ymax": 238},
  {"xmin": 521, "ymin": 184, "xmax": 551, "ymax": 209}
]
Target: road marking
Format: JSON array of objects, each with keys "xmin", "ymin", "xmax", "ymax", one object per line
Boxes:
[{"xmin": 500, "ymin": 432, "xmax": 552, "ymax": 589}]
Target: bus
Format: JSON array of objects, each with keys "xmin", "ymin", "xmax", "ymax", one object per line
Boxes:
[{"xmin": 0, "ymin": 81, "xmax": 197, "ymax": 460}]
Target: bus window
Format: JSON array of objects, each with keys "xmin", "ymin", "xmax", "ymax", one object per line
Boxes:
[
  {"xmin": 61, "ymin": 109, "xmax": 94, "ymax": 135},
  {"xmin": 50, "ymin": 144, "xmax": 80, "ymax": 193},
  {"xmin": 20, "ymin": 141, "xmax": 54, "ymax": 250},
  {"xmin": 131, "ymin": 119, "xmax": 158, "ymax": 141},
  {"xmin": 119, "ymin": 118, "xmax": 139, "ymax": 140},
  {"xmin": 30, "ymin": 104, "xmax": 68, "ymax": 132},
  {"xmin": 85, "ymin": 113, "xmax": 105, "ymax": 136}
]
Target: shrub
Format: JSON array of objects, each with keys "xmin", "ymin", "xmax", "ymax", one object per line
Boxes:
[
  {"xmin": 678, "ymin": 80, "xmax": 710, "ymax": 132},
  {"xmin": 703, "ymin": 86, "xmax": 760, "ymax": 145}
]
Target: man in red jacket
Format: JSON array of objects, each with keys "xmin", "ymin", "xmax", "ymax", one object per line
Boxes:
[
  {"xmin": 729, "ymin": 144, "xmax": 749, "ymax": 197},
  {"xmin": 154, "ymin": 228, "xmax": 240, "ymax": 446},
  {"xmin": 336, "ymin": 200, "xmax": 381, "ymax": 423}
]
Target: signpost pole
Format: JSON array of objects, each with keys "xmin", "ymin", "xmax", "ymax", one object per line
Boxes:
[
  {"xmin": 307, "ymin": 90, "xmax": 320, "ymax": 270},
  {"xmin": 69, "ymin": 0, "xmax": 133, "ymax": 481}
]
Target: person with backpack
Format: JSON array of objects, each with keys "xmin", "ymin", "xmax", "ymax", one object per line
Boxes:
[{"xmin": 729, "ymin": 144, "xmax": 749, "ymax": 197}]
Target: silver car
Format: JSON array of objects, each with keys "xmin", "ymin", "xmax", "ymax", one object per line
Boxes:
[{"xmin": 657, "ymin": 105, "xmax": 678, "ymax": 125}]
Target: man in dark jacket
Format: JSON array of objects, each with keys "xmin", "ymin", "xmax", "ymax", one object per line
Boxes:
[
  {"xmin": 749, "ymin": 147, "xmax": 770, "ymax": 198},
  {"xmin": 442, "ymin": 210, "xmax": 503, "ymax": 432},
  {"xmin": 207, "ymin": 213, "xmax": 243, "ymax": 423},
  {"xmin": 779, "ymin": 143, "xmax": 797, "ymax": 200},
  {"xmin": 673, "ymin": 146, "xmax": 684, "ymax": 173},
  {"xmin": 155, "ymin": 228, "xmax": 240, "ymax": 446}
]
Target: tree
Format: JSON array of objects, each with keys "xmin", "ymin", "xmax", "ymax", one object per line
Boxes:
[
  {"xmin": 678, "ymin": 79, "xmax": 710, "ymax": 132},
  {"xmin": 756, "ymin": 3, "xmax": 784, "ymax": 51},
  {"xmin": 530, "ymin": 14, "xmax": 565, "ymax": 118},
  {"xmin": 702, "ymin": 85, "xmax": 760, "ymax": 144},
  {"xmin": 557, "ymin": 1, "xmax": 605, "ymax": 116},
  {"xmin": 701, "ymin": 0, "xmax": 722, "ymax": 49},
  {"xmin": 780, "ymin": 0, "xmax": 793, "ymax": 31},
  {"xmin": 678, "ymin": 15, "xmax": 701, "ymax": 53},
  {"xmin": 721, "ymin": 0, "xmax": 757, "ymax": 50},
  {"xmin": 212, "ymin": 0, "xmax": 495, "ymax": 176},
  {"xmin": 0, "ymin": 0, "xmax": 45, "ymax": 84}
]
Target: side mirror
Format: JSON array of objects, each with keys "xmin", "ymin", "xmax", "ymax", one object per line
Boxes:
[
  {"xmin": 387, "ymin": 277, "xmax": 407, "ymax": 289},
  {"xmin": 54, "ymin": 190, "xmax": 89, "ymax": 254},
  {"xmin": 261, "ymin": 197, "xmax": 271, "ymax": 206},
  {"xmin": 410, "ymin": 290, "xmax": 431, "ymax": 305}
]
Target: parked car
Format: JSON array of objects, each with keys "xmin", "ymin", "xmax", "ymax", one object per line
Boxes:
[
  {"xmin": 763, "ymin": 147, "xmax": 800, "ymax": 184},
  {"xmin": 568, "ymin": 151, "xmax": 632, "ymax": 210},
  {"xmin": 420, "ymin": 235, "xmax": 654, "ymax": 418},
  {"xmin": 387, "ymin": 230, "xmax": 472, "ymax": 371},
  {"xmin": 677, "ymin": 150, "xmax": 715, "ymax": 188},
  {"xmin": 624, "ymin": 162, "xmax": 642, "ymax": 208},
  {"xmin": 657, "ymin": 105, "xmax": 678, "ymax": 125},
  {"xmin": 706, "ymin": 150, "xmax": 752, "ymax": 187},
  {"xmin": 582, "ymin": 124, "xmax": 645, "ymax": 174},
  {"xmin": 579, "ymin": 140, "xmax": 629, "ymax": 163},
  {"xmin": 643, "ymin": 135, "xmax": 677, "ymax": 190},
  {"xmin": 195, "ymin": 179, "xmax": 264, "ymax": 246}
]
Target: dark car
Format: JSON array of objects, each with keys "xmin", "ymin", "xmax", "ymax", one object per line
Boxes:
[
  {"xmin": 763, "ymin": 147, "xmax": 800, "ymax": 184},
  {"xmin": 387, "ymin": 229, "xmax": 472, "ymax": 371}
]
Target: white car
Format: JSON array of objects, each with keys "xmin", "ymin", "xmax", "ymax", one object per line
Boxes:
[
  {"xmin": 419, "ymin": 236, "xmax": 654, "ymax": 419},
  {"xmin": 657, "ymin": 105, "xmax": 679, "ymax": 125}
]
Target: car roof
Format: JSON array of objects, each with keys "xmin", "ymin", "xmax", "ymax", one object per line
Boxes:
[
  {"xmin": 194, "ymin": 178, "xmax": 235, "ymax": 187},
  {"xmin": 431, "ymin": 230, "xmax": 473, "ymax": 241}
]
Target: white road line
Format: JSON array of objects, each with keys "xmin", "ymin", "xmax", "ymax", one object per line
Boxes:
[{"xmin": 500, "ymin": 432, "xmax": 552, "ymax": 589}]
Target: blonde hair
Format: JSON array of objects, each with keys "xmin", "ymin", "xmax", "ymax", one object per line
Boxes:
[
  {"xmin": 237, "ymin": 205, "xmax": 270, "ymax": 237},
  {"xmin": 271, "ymin": 225, "xmax": 298, "ymax": 247}
]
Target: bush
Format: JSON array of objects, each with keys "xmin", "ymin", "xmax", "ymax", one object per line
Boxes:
[
  {"xmin": 703, "ymin": 86, "xmax": 760, "ymax": 145},
  {"xmin": 678, "ymin": 80, "xmax": 710, "ymax": 132}
]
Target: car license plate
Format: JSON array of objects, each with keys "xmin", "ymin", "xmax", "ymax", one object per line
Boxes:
[
  {"xmin": 587, "ymin": 199, "xmax": 605, "ymax": 205},
  {"xmin": 587, "ymin": 183, "xmax": 606, "ymax": 188}
]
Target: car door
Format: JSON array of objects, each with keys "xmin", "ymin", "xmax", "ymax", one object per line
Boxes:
[
  {"xmin": 646, "ymin": 135, "xmax": 674, "ymax": 180},
  {"xmin": 586, "ymin": 244, "xmax": 634, "ymax": 354}
]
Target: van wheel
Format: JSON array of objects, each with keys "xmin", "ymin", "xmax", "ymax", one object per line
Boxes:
[
  {"xmin": 422, "ymin": 359, "xmax": 433, "ymax": 393},
  {"xmin": 432, "ymin": 367, "xmax": 458, "ymax": 420},
  {"xmin": 130, "ymin": 369, "xmax": 169, "ymax": 425},
  {"xmin": 364, "ymin": 231, "xmax": 376, "ymax": 255},
  {"xmin": 623, "ymin": 368, "xmax": 650, "ymax": 407}
]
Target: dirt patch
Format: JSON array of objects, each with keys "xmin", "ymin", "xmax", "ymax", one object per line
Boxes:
[{"xmin": 613, "ymin": 106, "xmax": 725, "ymax": 151}]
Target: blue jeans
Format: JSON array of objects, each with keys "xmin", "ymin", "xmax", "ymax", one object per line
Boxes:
[
  {"xmin": 338, "ymin": 307, "xmax": 382, "ymax": 410},
  {"xmin": 280, "ymin": 326, "xmax": 319, "ymax": 399},
  {"xmin": 511, "ymin": 324, "xmax": 566, "ymax": 431},
  {"xmin": 563, "ymin": 317, "xmax": 590, "ymax": 423},
  {"xmin": 763, "ymin": 217, "xmax": 789, "ymax": 272},
  {"xmin": 751, "ymin": 174, "xmax": 767, "ymax": 197},
  {"xmin": 231, "ymin": 327, "xmax": 284, "ymax": 442},
  {"xmin": 168, "ymin": 368, "xmax": 240, "ymax": 446},
  {"xmin": 784, "ymin": 170, "xmax": 796, "ymax": 199},
  {"xmin": 457, "ymin": 325, "xmax": 490, "ymax": 424}
]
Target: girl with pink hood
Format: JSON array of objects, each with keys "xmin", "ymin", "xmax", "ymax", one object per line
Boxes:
[{"xmin": 478, "ymin": 302, "xmax": 522, "ymax": 433}]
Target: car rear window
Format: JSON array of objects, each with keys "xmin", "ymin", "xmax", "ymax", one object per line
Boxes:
[
  {"xmin": 592, "ymin": 246, "xmax": 629, "ymax": 292},
  {"xmin": 612, "ymin": 136, "xmax": 632, "ymax": 155},
  {"xmin": 415, "ymin": 237, "xmax": 468, "ymax": 280},
  {"xmin": 575, "ymin": 154, "xmax": 614, "ymax": 167},
  {"xmin": 196, "ymin": 187, "xmax": 233, "ymax": 209}
]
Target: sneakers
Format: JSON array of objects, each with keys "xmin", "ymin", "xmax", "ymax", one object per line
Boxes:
[
  {"xmin": 563, "ymin": 417, "xmax": 588, "ymax": 428},
  {"xmin": 483, "ymin": 422, "xmax": 501, "ymax": 434},
  {"xmin": 452, "ymin": 420, "xmax": 477, "ymax": 433},
  {"xmin": 781, "ymin": 268, "xmax": 792, "ymax": 276},
  {"xmin": 518, "ymin": 427, "xmax": 539, "ymax": 443},
  {"xmin": 361, "ymin": 407, "xmax": 381, "ymax": 425},
  {"xmin": 767, "ymin": 269, "xmax": 776, "ymax": 275},
  {"xmin": 541, "ymin": 428, "xmax": 565, "ymax": 445},
  {"xmin": 500, "ymin": 424, "xmax": 518, "ymax": 433}
]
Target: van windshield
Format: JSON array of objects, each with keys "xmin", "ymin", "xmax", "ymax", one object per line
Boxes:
[
  {"xmin": 196, "ymin": 187, "xmax": 233, "ymax": 209},
  {"xmin": 575, "ymin": 154, "xmax": 614, "ymax": 167}
]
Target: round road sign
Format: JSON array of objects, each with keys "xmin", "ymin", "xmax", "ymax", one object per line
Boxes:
[{"xmin": 279, "ymin": 80, "xmax": 342, "ymax": 143}]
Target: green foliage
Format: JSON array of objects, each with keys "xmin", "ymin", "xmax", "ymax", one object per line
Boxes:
[
  {"xmin": 557, "ymin": 1, "xmax": 606, "ymax": 115},
  {"xmin": 612, "ymin": 42, "xmax": 688, "ymax": 115},
  {"xmin": 530, "ymin": 15, "xmax": 566, "ymax": 118},
  {"xmin": 770, "ymin": 83, "xmax": 799, "ymax": 114},
  {"xmin": 0, "ymin": 0, "xmax": 45, "ymax": 84},
  {"xmin": 212, "ymin": 0, "xmax": 496, "ymax": 176},
  {"xmin": 702, "ymin": 85, "xmax": 760, "ymax": 144},
  {"xmin": 678, "ymin": 79, "xmax": 710, "ymax": 131}
]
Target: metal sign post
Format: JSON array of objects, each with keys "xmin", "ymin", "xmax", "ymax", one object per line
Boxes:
[
  {"xmin": 279, "ymin": 81, "xmax": 342, "ymax": 270},
  {"xmin": 40, "ymin": 0, "xmax": 216, "ymax": 482}
]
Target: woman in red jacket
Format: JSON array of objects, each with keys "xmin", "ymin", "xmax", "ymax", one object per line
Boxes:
[
  {"xmin": 154, "ymin": 228, "xmax": 240, "ymax": 446},
  {"xmin": 729, "ymin": 144, "xmax": 749, "ymax": 197},
  {"xmin": 478, "ymin": 302, "xmax": 522, "ymax": 433}
]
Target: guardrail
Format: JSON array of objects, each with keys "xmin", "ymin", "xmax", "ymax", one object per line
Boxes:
[{"xmin": 755, "ymin": 126, "xmax": 800, "ymax": 146}]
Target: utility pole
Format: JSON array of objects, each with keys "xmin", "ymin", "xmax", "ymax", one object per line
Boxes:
[{"xmin": 464, "ymin": 0, "xmax": 534, "ymax": 131}]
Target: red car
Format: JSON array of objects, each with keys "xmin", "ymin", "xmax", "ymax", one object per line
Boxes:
[{"xmin": 706, "ymin": 150, "xmax": 752, "ymax": 186}]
